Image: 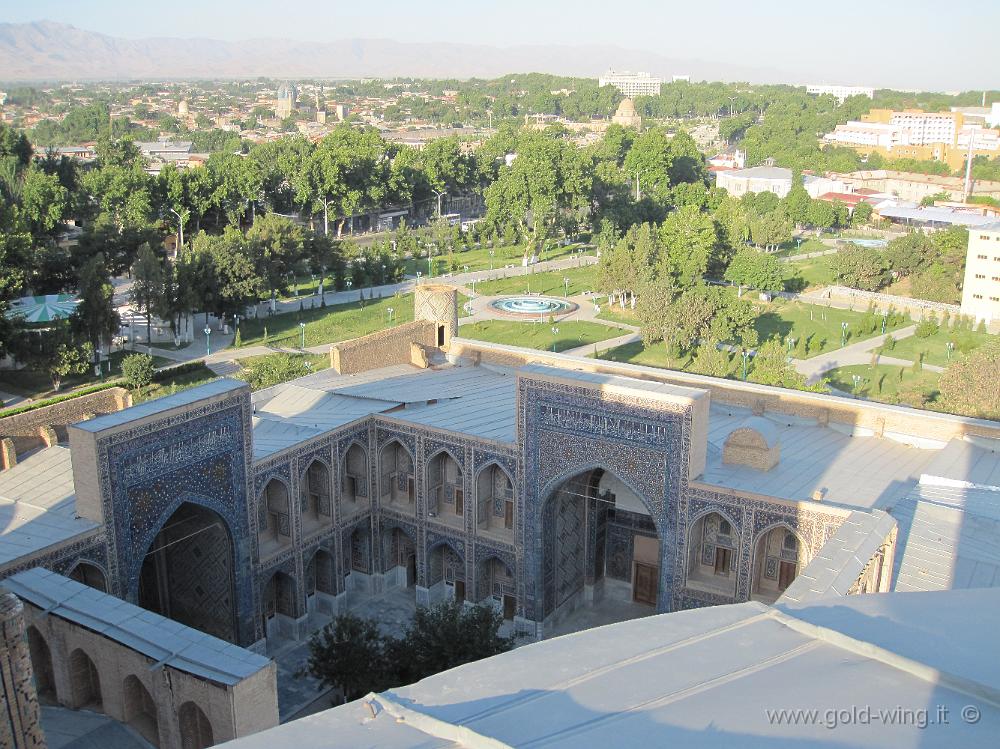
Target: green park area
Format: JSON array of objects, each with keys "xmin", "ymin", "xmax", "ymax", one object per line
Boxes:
[
  {"xmin": 597, "ymin": 340, "xmax": 690, "ymax": 371},
  {"xmin": 473, "ymin": 263, "xmax": 599, "ymax": 298},
  {"xmin": 0, "ymin": 349, "xmax": 175, "ymax": 401},
  {"xmin": 752, "ymin": 299, "xmax": 908, "ymax": 357},
  {"xmin": 459, "ymin": 320, "xmax": 627, "ymax": 353},
  {"xmin": 404, "ymin": 242, "xmax": 592, "ymax": 278},
  {"xmin": 133, "ymin": 362, "xmax": 219, "ymax": 404},
  {"xmin": 880, "ymin": 325, "xmax": 991, "ymax": 368},
  {"xmin": 825, "ymin": 363, "xmax": 941, "ymax": 409},
  {"xmin": 783, "ymin": 255, "xmax": 837, "ymax": 290}
]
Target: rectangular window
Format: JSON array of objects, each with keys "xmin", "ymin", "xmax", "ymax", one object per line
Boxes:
[{"xmin": 454, "ymin": 489, "xmax": 464, "ymax": 517}]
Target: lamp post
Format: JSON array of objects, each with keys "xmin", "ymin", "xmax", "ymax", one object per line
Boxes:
[
  {"xmin": 841, "ymin": 321, "xmax": 849, "ymax": 348},
  {"xmin": 550, "ymin": 326, "xmax": 559, "ymax": 352},
  {"xmin": 741, "ymin": 349, "xmax": 750, "ymax": 381},
  {"xmin": 415, "ymin": 271, "xmax": 422, "ymax": 285},
  {"xmin": 387, "ymin": 307, "xmax": 394, "ymax": 324},
  {"xmin": 299, "ymin": 322, "xmax": 306, "ymax": 350},
  {"xmin": 93, "ymin": 345, "xmax": 103, "ymax": 379},
  {"xmin": 204, "ymin": 326, "xmax": 212, "ymax": 356},
  {"xmin": 946, "ymin": 341, "xmax": 955, "ymax": 361},
  {"xmin": 169, "ymin": 207, "xmax": 184, "ymax": 259},
  {"xmin": 489, "ymin": 250, "xmax": 495, "ymax": 270},
  {"xmin": 563, "ymin": 276, "xmax": 570, "ymax": 297},
  {"xmin": 434, "ymin": 190, "xmax": 446, "ymax": 218},
  {"xmin": 881, "ymin": 311, "xmax": 888, "ymax": 335},
  {"xmin": 852, "ymin": 374, "xmax": 863, "ymax": 396}
]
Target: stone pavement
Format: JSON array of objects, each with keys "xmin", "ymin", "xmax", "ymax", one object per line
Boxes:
[{"xmin": 41, "ymin": 705, "xmax": 151, "ymax": 749}]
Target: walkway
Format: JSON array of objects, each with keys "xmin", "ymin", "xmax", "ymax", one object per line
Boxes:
[
  {"xmin": 41, "ymin": 705, "xmax": 151, "ymax": 749},
  {"xmin": 792, "ymin": 325, "xmax": 944, "ymax": 384}
]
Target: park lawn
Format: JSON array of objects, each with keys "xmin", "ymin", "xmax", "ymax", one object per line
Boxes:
[
  {"xmin": 0, "ymin": 350, "xmax": 174, "ymax": 401},
  {"xmin": 459, "ymin": 320, "xmax": 627, "ymax": 353},
  {"xmin": 596, "ymin": 307, "xmax": 640, "ymax": 327},
  {"xmin": 773, "ymin": 237, "xmax": 829, "ymax": 258},
  {"xmin": 881, "ymin": 326, "xmax": 991, "ymax": 368},
  {"xmin": 133, "ymin": 363, "xmax": 220, "ymax": 404},
  {"xmin": 825, "ymin": 363, "xmax": 940, "ymax": 407},
  {"xmin": 403, "ymin": 241, "xmax": 592, "ymax": 278},
  {"xmin": 784, "ymin": 255, "xmax": 836, "ymax": 291},
  {"xmin": 596, "ymin": 340, "xmax": 694, "ymax": 371},
  {"xmin": 237, "ymin": 294, "xmax": 416, "ymax": 349},
  {"xmin": 473, "ymin": 263, "xmax": 599, "ymax": 298},
  {"xmin": 753, "ymin": 299, "xmax": 908, "ymax": 358}
]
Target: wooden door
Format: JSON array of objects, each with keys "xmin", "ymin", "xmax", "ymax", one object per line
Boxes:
[
  {"xmin": 454, "ymin": 580, "xmax": 465, "ymax": 602},
  {"xmin": 779, "ymin": 561, "xmax": 797, "ymax": 590},
  {"xmin": 632, "ymin": 563, "xmax": 658, "ymax": 606},
  {"xmin": 504, "ymin": 501, "xmax": 513, "ymax": 529},
  {"xmin": 503, "ymin": 594, "xmax": 516, "ymax": 621},
  {"xmin": 455, "ymin": 489, "xmax": 464, "ymax": 516},
  {"xmin": 406, "ymin": 554, "xmax": 417, "ymax": 587}
]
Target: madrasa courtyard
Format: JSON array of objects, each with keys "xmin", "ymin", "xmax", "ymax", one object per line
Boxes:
[{"xmin": 1, "ymin": 285, "xmax": 998, "ymax": 748}]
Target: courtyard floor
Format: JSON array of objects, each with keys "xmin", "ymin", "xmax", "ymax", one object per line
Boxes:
[{"xmin": 544, "ymin": 598, "xmax": 656, "ymax": 640}]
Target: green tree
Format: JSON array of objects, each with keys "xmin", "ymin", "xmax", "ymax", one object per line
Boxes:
[
  {"xmin": 782, "ymin": 184, "xmax": 812, "ymax": 227},
  {"xmin": 851, "ymin": 201, "xmax": 873, "ymax": 226},
  {"xmin": 72, "ymin": 252, "xmax": 120, "ymax": 352},
  {"xmin": 304, "ymin": 613, "xmax": 395, "ymax": 702},
  {"xmin": 246, "ymin": 214, "xmax": 304, "ymax": 311},
  {"xmin": 658, "ymin": 205, "xmax": 719, "ymax": 286},
  {"xmin": 806, "ymin": 199, "xmax": 835, "ymax": 229},
  {"xmin": 121, "ymin": 352, "xmax": 155, "ymax": 390},
  {"xmin": 749, "ymin": 339, "xmax": 805, "ymax": 388},
  {"xmin": 831, "ymin": 245, "xmax": 889, "ymax": 291},
  {"xmin": 725, "ymin": 248, "xmax": 785, "ymax": 292},
  {"xmin": 130, "ymin": 244, "xmax": 164, "ymax": 345},
  {"xmin": 10, "ymin": 323, "xmax": 92, "ymax": 391},
  {"xmin": 691, "ymin": 339, "xmax": 733, "ymax": 378},
  {"xmin": 938, "ymin": 338, "xmax": 1000, "ymax": 419}
]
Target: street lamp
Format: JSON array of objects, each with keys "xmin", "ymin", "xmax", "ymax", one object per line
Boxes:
[
  {"xmin": 741, "ymin": 349, "xmax": 750, "ymax": 381},
  {"xmin": 841, "ymin": 321, "xmax": 849, "ymax": 347},
  {"xmin": 93, "ymin": 345, "xmax": 103, "ymax": 380},
  {"xmin": 489, "ymin": 250, "xmax": 495, "ymax": 270},
  {"xmin": 946, "ymin": 341, "xmax": 955, "ymax": 361},
  {"xmin": 299, "ymin": 322, "xmax": 306, "ymax": 350},
  {"xmin": 168, "ymin": 207, "xmax": 185, "ymax": 258},
  {"xmin": 415, "ymin": 271, "xmax": 422, "ymax": 285},
  {"xmin": 881, "ymin": 311, "xmax": 889, "ymax": 335},
  {"xmin": 550, "ymin": 326, "xmax": 559, "ymax": 352},
  {"xmin": 563, "ymin": 277, "xmax": 570, "ymax": 297},
  {"xmin": 852, "ymin": 374, "xmax": 863, "ymax": 396},
  {"xmin": 204, "ymin": 326, "xmax": 212, "ymax": 356},
  {"xmin": 387, "ymin": 307, "xmax": 395, "ymax": 323},
  {"xmin": 434, "ymin": 190, "xmax": 446, "ymax": 218}
]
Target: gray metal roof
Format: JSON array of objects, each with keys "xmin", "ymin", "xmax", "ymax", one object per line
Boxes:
[
  {"xmin": 701, "ymin": 404, "xmax": 931, "ymax": 509},
  {"xmin": 890, "ymin": 483, "xmax": 1000, "ymax": 592},
  {"xmin": 2, "ymin": 568, "xmax": 270, "ymax": 686},
  {"xmin": 0, "ymin": 447, "xmax": 97, "ymax": 568},
  {"xmin": 74, "ymin": 379, "xmax": 244, "ymax": 432},
  {"xmin": 879, "ymin": 206, "xmax": 996, "ymax": 227},
  {"xmin": 223, "ymin": 588, "xmax": 1000, "ymax": 748}
]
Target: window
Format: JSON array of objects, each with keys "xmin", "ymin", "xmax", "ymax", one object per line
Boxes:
[
  {"xmin": 454, "ymin": 489, "xmax": 464, "ymax": 516},
  {"xmin": 978, "ymin": 254, "xmax": 988, "ymax": 260},
  {"xmin": 976, "ymin": 274, "xmax": 986, "ymax": 279},
  {"xmin": 783, "ymin": 532, "xmax": 798, "ymax": 552},
  {"xmin": 719, "ymin": 519, "xmax": 732, "ymax": 536},
  {"xmin": 974, "ymin": 294, "xmax": 984, "ymax": 299},
  {"xmin": 991, "ymin": 296, "xmax": 999, "ymax": 302}
]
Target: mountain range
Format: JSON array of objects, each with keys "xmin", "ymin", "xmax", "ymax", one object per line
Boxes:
[{"xmin": 0, "ymin": 21, "xmax": 789, "ymax": 83}]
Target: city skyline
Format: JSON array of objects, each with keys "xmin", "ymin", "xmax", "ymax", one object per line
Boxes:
[{"xmin": 1, "ymin": 0, "xmax": 998, "ymax": 90}]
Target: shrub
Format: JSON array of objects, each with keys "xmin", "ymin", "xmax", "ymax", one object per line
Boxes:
[
  {"xmin": 883, "ymin": 334, "xmax": 896, "ymax": 351},
  {"xmin": 914, "ymin": 319, "xmax": 939, "ymax": 338},
  {"xmin": 121, "ymin": 353, "xmax": 155, "ymax": 390}
]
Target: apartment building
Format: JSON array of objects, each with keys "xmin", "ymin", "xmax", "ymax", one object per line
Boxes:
[
  {"xmin": 598, "ymin": 70, "xmax": 662, "ymax": 98},
  {"xmin": 805, "ymin": 84, "xmax": 875, "ymax": 103},
  {"xmin": 960, "ymin": 222, "xmax": 1000, "ymax": 328}
]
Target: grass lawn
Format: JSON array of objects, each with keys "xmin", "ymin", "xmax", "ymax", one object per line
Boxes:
[
  {"xmin": 473, "ymin": 264, "xmax": 599, "ymax": 298},
  {"xmin": 596, "ymin": 307, "xmax": 640, "ymax": 327},
  {"xmin": 404, "ymin": 242, "xmax": 592, "ymax": 278},
  {"xmin": 596, "ymin": 340, "xmax": 694, "ymax": 371},
  {"xmin": 753, "ymin": 299, "xmax": 908, "ymax": 358},
  {"xmin": 881, "ymin": 326, "xmax": 991, "ymax": 368},
  {"xmin": 825, "ymin": 363, "xmax": 940, "ymax": 407},
  {"xmin": 133, "ymin": 363, "xmax": 220, "ymax": 404},
  {"xmin": 784, "ymin": 255, "xmax": 836, "ymax": 291},
  {"xmin": 460, "ymin": 320, "xmax": 628, "ymax": 353},
  {"xmin": 773, "ymin": 238, "xmax": 829, "ymax": 258},
  {"xmin": 237, "ymin": 294, "xmax": 416, "ymax": 349},
  {"xmin": 0, "ymin": 350, "xmax": 174, "ymax": 401}
]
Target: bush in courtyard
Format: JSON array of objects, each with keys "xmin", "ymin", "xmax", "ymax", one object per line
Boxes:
[
  {"xmin": 914, "ymin": 319, "xmax": 939, "ymax": 339},
  {"xmin": 121, "ymin": 353, "xmax": 155, "ymax": 390},
  {"xmin": 240, "ymin": 353, "xmax": 313, "ymax": 391}
]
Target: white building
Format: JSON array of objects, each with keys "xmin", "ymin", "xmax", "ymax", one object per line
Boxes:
[
  {"xmin": 960, "ymin": 221, "xmax": 1000, "ymax": 327},
  {"xmin": 805, "ymin": 84, "xmax": 875, "ymax": 103},
  {"xmin": 599, "ymin": 70, "xmax": 662, "ymax": 98},
  {"xmin": 715, "ymin": 166, "xmax": 844, "ymax": 199},
  {"xmin": 824, "ymin": 121, "xmax": 907, "ymax": 149},
  {"xmin": 990, "ymin": 102, "xmax": 1000, "ymax": 128},
  {"xmin": 671, "ymin": 74, "xmax": 690, "ymax": 83}
]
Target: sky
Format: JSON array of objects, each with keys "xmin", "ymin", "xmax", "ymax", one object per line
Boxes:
[{"xmin": 3, "ymin": 0, "xmax": 999, "ymax": 90}]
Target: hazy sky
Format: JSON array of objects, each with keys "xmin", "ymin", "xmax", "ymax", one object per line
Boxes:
[{"xmin": 4, "ymin": 0, "xmax": 999, "ymax": 90}]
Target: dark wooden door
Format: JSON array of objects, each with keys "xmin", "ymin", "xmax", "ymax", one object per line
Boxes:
[
  {"xmin": 632, "ymin": 563, "xmax": 658, "ymax": 606},
  {"xmin": 454, "ymin": 580, "xmax": 465, "ymax": 602},
  {"xmin": 779, "ymin": 561, "xmax": 797, "ymax": 590},
  {"xmin": 406, "ymin": 554, "xmax": 417, "ymax": 587},
  {"xmin": 503, "ymin": 594, "xmax": 516, "ymax": 621}
]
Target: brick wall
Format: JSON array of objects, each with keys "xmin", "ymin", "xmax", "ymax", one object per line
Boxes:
[
  {"xmin": 0, "ymin": 388, "xmax": 131, "ymax": 458},
  {"xmin": 330, "ymin": 321, "xmax": 437, "ymax": 375}
]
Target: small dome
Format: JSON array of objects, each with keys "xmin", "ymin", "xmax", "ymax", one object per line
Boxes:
[{"xmin": 615, "ymin": 98, "xmax": 637, "ymax": 117}]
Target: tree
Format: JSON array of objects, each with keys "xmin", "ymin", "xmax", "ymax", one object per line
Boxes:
[
  {"xmin": 724, "ymin": 248, "xmax": 785, "ymax": 292},
  {"xmin": 19, "ymin": 166, "xmax": 68, "ymax": 238},
  {"xmin": 749, "ymin": 339, "xmax": 806, "ymax": 388},
  {"xmin": 911, "ymin": 263, "xmax": 961, "ymax": 304},
  {"xmin": 851, "ymin": 201, "xmax": 873, "ymax": 226},
  {"xmin": 246, "ymin": 214, "xmax": 304, "ymax": 312},
  {"xmin": 305, "ymin": 613, "xmax": 395, "ymax": 702},
  {"xmin": 938, "ymin": 338, "xmax": 1000, "ymax": 419},
  {"xmin": 240, "ymin": 353, "xmax": 313, "ymax": 390},
  {"xmin": 782, "ymin": 184, "xmax": 812, "ymax": 227},
  {"xmin": 806, "ymin": 199, "xmax": 835, "ymax": 230},
  {"xmin": 130, "ymin": 244, "xmax": 164, "ymax": 345},
  {"xmin": 10, "ymin": 323, "xmax": 92, "ymax": 391},
  {"xmin": 831, "ymin": 245, "xmax": 889, "ymax": 291},
  {"xmin": 749, "ymin": 210, "xmax": 793, "ymax": 252},
  {"xmin": 121, "ymin": 353, "xmax": 155, "ymax": 390},
  {"xmin": 691, "ymin": 340, "xmax": 733, "ymax": 378},
  {"xmin": 72, "ymin": 253, "xmax": 120, "ymax": 352},
  {"xmin": 658, "ymin": 205, "xmax": 719, "ymax": 286}
]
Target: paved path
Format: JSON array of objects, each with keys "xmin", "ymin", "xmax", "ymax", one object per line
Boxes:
[
  {"xmin": 792, "ymin": 325, "xmax": 944, "ymax": 384},
  {"xmin": 42, "ymin": 705, "xmax": 151, "ymax": 749},
  {"xmin": 562, "ymin": 332, "xmax": 642, "ymax": 358}
]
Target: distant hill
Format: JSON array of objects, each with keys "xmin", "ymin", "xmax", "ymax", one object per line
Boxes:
[{"xmin": 0, "ymin": 21, "xmax": 787, "ymax": 83}]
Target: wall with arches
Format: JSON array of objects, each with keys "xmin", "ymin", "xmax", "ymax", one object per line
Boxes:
[{"xmin": 9, "ymin": 571, "xmax": 278, "ymax": 749}]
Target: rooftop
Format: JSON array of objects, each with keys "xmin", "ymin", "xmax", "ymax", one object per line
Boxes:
[
  {"xmin": 0, "ymin": 446, "xmax": 97, "ymax": 569},
  {"xmin": 2, "ymin": 568, "xmax": 270, "ymax": 686},
  {"xmin": 223, "ymin": 588, "xmax": 1000, "ymax": 748}
]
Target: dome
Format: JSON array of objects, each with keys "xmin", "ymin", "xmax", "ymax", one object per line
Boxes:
[{"xmin": 615, "ymin": 98, "xmax": 637, "ymax": 117}]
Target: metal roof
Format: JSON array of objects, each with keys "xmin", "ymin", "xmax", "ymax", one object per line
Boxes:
[
  {"xmin": 878, "ymin": 206, "xmax": 996, "ymax": 227},
  {"xmin": 2, "ymin": 568, "xmax": 270, "ymax": 686},
  {"xmin": 223, "ymin": 589, "xmax": 1000, "ymax": 748},
  {"xmin": 0, "ymin": 447, "xmax": 97, "ymax": 568}
]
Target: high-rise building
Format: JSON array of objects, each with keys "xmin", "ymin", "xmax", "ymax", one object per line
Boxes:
[
  {"xmin": 806, "ymin": 84, "xmax": 875, "ymax": 103},
  {"xmin": 960, "ymin": 222, "xmax": 1000, "ymax": 327},
  {"xmin": 599, "ymin": 70, "xmax": 662, "ymax": 98}
]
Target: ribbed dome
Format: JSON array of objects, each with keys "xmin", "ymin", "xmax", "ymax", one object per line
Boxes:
[{"xmin": 615, "ymin": 98, "xmax": 637, "ymax": 117}]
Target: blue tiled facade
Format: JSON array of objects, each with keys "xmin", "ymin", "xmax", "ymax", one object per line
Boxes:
[{"xmin": 33, "ymin": 371, "xmax": 850, "ymax": 646}]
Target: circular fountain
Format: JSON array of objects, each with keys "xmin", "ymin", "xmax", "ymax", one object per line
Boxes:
[{"xmin": 490, "ymin": 296, "xmax": 578, "ymax": 317}]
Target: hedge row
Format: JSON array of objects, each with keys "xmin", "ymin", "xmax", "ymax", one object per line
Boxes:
[{"xmin": 0, "ymin": 382, "xmax": 122, "ymax": 419}]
